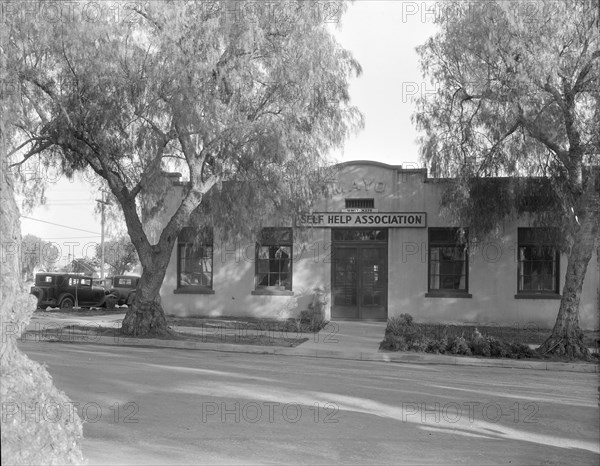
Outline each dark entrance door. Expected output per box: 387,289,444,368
331,229,388,320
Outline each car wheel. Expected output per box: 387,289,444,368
30,286,43,308
60,297,74,310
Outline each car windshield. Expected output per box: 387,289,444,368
36,275,53,284
116,278,135,287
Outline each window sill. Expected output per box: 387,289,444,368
514,293,561,300
251,290,294,296
425,291,472,299
174,287,215,295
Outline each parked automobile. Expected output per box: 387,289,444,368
92,277,112,288
108,275,140,306
30,273,118,310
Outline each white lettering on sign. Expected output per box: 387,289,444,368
297,213,427,228
330,178,387,194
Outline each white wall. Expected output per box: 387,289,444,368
159,162,599,330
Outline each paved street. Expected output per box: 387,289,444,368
18,341,599,465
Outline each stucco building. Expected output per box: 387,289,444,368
158,161,599,330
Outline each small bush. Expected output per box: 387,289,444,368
386,334,409,351
380,314,422,350
447,336,472,355
470,329,491,357
425,336,448,354
299,309,328,332
409,335,430,352
385,314,414,334
488,337,512,358
509,342,536,359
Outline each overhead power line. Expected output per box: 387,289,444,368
41,236,104,240
20,216,101,235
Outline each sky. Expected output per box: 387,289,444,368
19,1,439,267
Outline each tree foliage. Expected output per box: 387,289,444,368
413,0,599,358
5,0,363,336
96,236,139,276
20,234,61,277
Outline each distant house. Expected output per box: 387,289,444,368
64,258,98,277
153,161,599,330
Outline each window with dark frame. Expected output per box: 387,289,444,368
517,228,559,294
428,228,468,292
177,227,213,290
345,198,374,209
256,228,292,291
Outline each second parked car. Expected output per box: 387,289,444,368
109,275,140,306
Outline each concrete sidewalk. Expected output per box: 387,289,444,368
22,313,599,373
171,320,598,372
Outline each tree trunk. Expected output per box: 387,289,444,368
1,154,84,463
537,216,595,359
120,251,173,337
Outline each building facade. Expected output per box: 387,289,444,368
159,161,599,330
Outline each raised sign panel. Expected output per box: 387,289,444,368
297,212,427,228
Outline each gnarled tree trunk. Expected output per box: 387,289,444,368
537,193,598,359
120,247,173,337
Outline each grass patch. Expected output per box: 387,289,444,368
24,324,309,348
166,314,328,334
35,308,126,317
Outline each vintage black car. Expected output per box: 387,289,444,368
108,275,140,306
30,273,118,310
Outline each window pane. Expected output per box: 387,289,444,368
259,228,292,245
430,228,465,244
517,229,558,293
178,242,213,289
256,229,292,290
428,229,468,292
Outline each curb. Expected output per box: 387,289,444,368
20,333,600,373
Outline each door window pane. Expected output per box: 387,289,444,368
333,248,357,306
333,229,387,241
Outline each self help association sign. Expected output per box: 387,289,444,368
297,212,427,228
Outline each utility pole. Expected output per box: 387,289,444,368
96,190,111,281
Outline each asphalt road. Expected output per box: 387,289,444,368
18,341,600,465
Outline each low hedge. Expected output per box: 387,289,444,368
379,314,536,359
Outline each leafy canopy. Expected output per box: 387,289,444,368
96,235,139,276
6,0,363,247
413,0,599,243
